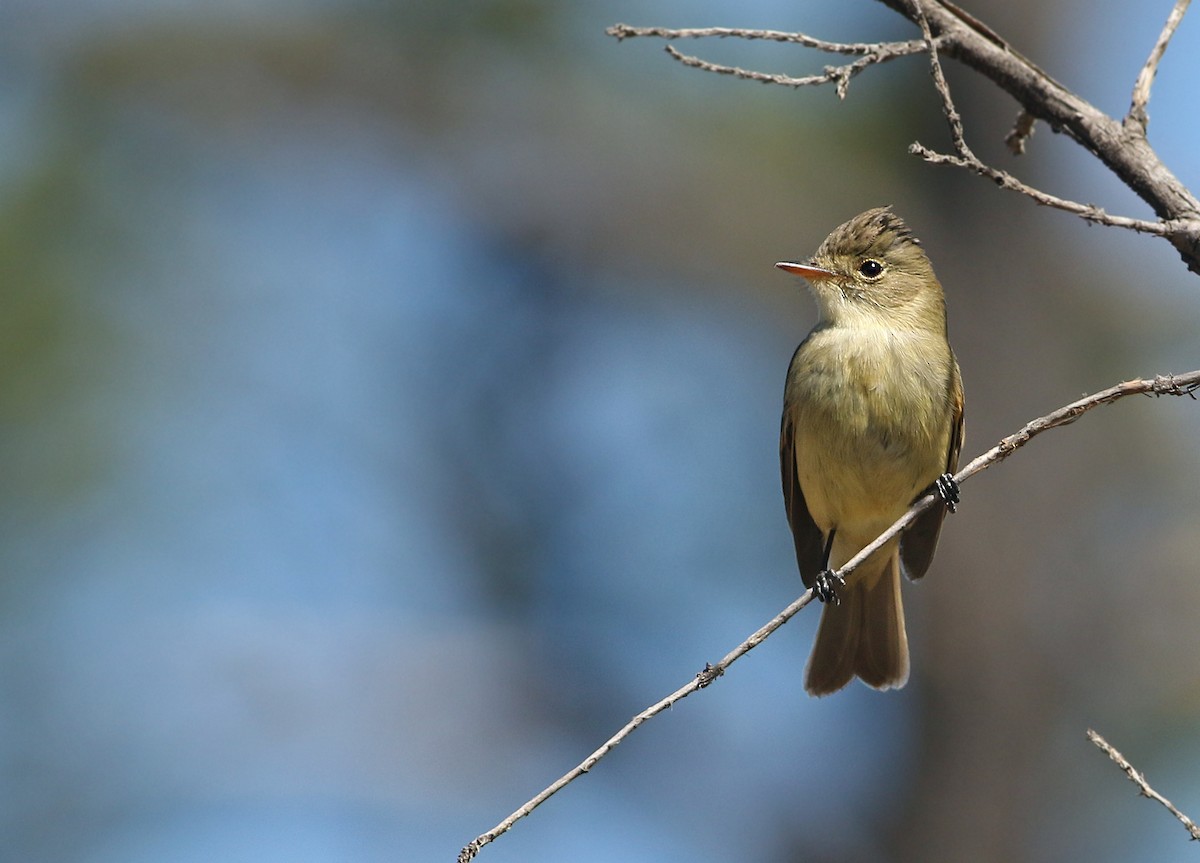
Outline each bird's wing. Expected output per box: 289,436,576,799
900,360,965,581
780,408,827,589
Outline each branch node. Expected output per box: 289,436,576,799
696,662,724,688
1005,111,1037,155
1153,373,1200,398
1126,0,1191,133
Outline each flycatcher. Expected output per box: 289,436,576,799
776,207,964,696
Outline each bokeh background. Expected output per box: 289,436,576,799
2,1,1199,861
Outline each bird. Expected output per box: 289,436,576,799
776,207,964,696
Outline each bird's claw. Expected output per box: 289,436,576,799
934,473,960,513
812,570,846,605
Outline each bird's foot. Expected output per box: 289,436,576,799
812,570,846,605
934,473,960,513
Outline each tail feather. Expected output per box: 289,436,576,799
804,554,909,696
804,594,859,696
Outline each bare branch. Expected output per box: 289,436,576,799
605,23,927,56
908,0,1175,236
1127,0,1192,132
912,0,974,161
609,5,1200,270
458,370,1200,862
876,0,1200,272
607,24,933,99
458,590,816,863
908,143,1174,236
843,372,1200,579
1087,729,1200,842
664,44,911,98
1005,110,1036,156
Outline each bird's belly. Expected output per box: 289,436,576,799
786,327,952,540
796,430,929,538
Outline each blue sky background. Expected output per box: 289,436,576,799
1,2,1199,862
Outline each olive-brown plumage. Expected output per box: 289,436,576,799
777,207,964,696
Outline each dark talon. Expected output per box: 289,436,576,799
812,570,845,605
934,473,960,513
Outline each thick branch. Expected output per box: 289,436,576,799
458,370,1200,862
607,6,1200,272
909,0,1172,236
879,0,1200,272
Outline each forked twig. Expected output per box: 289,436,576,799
909,0,1172,236
608,3,1200,271
664,44,918,98
908,144,1175,236
1127,0,1192,131
607,23,935,99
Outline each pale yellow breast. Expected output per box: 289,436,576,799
786,324,953,542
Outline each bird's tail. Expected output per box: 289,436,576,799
804,551,909,696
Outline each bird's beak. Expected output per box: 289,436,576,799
775,261,837,281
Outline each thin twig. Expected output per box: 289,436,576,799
457,370,1200,862
913,0,974,162
839,373,1200,579
878,0,1200,272
608,23,934,100
610,5,1200,272
664,44,914,98
908,144,1174,236
1127,0,1192,132
1087,729,1200,842
606,23,925,56
909,0,1174,237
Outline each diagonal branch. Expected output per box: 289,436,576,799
457,370,1200,863
912,0,975,162
908,0,1173,236
608,4,1200,272
1087,729,1200,842
1127,0,1192,132
908,144,1175,236
877,0,1200,272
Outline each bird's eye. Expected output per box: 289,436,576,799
858,259,884,279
